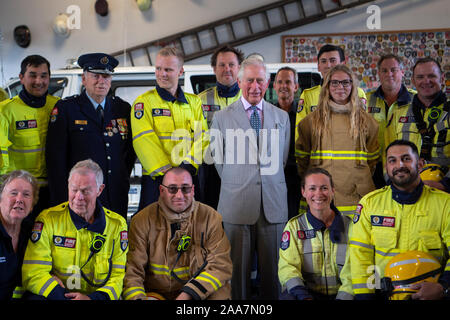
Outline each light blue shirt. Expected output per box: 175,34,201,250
86,92,106,111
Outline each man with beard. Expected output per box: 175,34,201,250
385,57,449,192
123,167,232,300
349,140,450,300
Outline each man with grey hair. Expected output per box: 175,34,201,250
22,159,128,300
210,56,290,299
46,53,135,220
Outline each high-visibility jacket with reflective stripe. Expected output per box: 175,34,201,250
349,185,450,296
295,85,367,147
365,86,415,162
198,86,241,127
123,200,232,300
295,108,379,217
385,94,449,170
22,202,128,300
278,211,353,299
0,94,59,181
131,89,208,177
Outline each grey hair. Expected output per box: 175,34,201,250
0,170,39,206
68,159,103,190
237,57,270,82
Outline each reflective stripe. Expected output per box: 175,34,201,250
12,287,25,299
159,135,192,141
123,287,145,299
349,240,374,250
150,263,190,279
112,264,125,270
297,215,314,272
295,150,310,158
39,278,55,296
375,249,398,257
133,129,154,141
285,277,305,291
310,150,378,160
197,271,221,291
149,164,171,177
9,147,44,153
352,282,369,290
23,259,52,266
101,286,118,300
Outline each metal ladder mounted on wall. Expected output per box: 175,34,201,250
111,0,375,66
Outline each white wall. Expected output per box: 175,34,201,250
0,0,449,85
190,0,450,64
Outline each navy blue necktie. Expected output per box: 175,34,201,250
96,104,104,125
250,105,261,136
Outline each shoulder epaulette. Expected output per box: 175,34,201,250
62,94,79,101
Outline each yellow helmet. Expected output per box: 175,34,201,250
420,164,444,182
381,251,441,300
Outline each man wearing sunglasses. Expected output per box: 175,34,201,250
123,167,232,300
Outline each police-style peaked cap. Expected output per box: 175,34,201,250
77,53,118,75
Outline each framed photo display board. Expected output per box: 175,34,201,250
282,29,450,96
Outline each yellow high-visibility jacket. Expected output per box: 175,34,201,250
278,209,353,299
385,92,449,170
131,87,208,178
0,94,59,181
198,86,241,127
22,202,128,300
349,184,450,297
365,85,416,161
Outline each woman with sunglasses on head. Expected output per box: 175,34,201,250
295,64,379,220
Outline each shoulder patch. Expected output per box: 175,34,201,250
120,231,128,252
280,231,290,250
134,102,144,119
31,222,44,243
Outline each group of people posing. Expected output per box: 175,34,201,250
0,42,448,301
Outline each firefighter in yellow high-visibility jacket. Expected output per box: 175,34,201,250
131,47,208,210
0,55,59,220
384,57,449,193
365,54,416,188
278,168,353,300
21,160,128,300
349,140,450,300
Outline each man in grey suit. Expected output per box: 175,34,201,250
209,57,290,299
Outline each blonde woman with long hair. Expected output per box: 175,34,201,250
295,64,379,218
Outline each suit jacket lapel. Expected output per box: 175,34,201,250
230,99,252,131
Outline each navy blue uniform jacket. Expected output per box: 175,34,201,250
46,91,136,218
